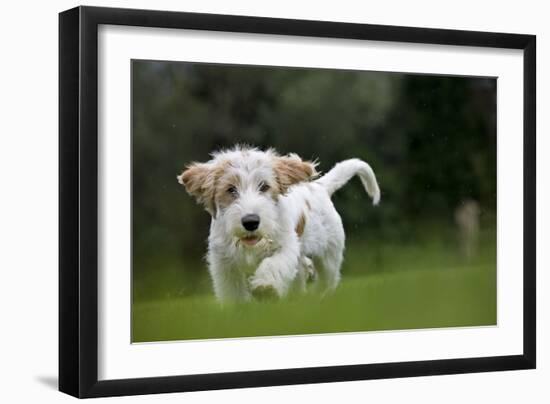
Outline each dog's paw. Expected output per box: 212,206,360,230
301,256,317,283
250,283,279,301
248,274,280,301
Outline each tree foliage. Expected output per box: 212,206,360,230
132,61,496,273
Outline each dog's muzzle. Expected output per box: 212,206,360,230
241,214,260,231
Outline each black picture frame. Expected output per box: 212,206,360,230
59,5,536,398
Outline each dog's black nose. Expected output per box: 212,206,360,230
241,214,260,231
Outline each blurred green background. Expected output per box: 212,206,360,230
131,60,497,342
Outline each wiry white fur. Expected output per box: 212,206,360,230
178,147,380,303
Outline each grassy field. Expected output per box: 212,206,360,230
132,227,496,343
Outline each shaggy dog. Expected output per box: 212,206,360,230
177,146,380,302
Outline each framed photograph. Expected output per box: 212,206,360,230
59,6,536,398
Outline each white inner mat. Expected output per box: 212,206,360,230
98,24,524,381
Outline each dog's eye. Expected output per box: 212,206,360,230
227,186,238,196
259,182,270,192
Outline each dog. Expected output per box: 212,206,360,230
177,146,380,302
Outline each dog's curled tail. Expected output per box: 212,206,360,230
316,158,380,205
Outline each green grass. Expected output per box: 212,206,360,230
132,228,496,342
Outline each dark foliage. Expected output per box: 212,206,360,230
132,61,496,274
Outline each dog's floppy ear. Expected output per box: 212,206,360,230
274,154,318,194
177,162,218,215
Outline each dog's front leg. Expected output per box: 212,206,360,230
208,256,251,303
248,242,300,299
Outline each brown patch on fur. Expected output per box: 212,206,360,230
214,172,241,210
178,161,227,215
268,179,283,201
274,155,318,194
295,212,306,237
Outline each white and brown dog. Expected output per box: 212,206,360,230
178,146,380,302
